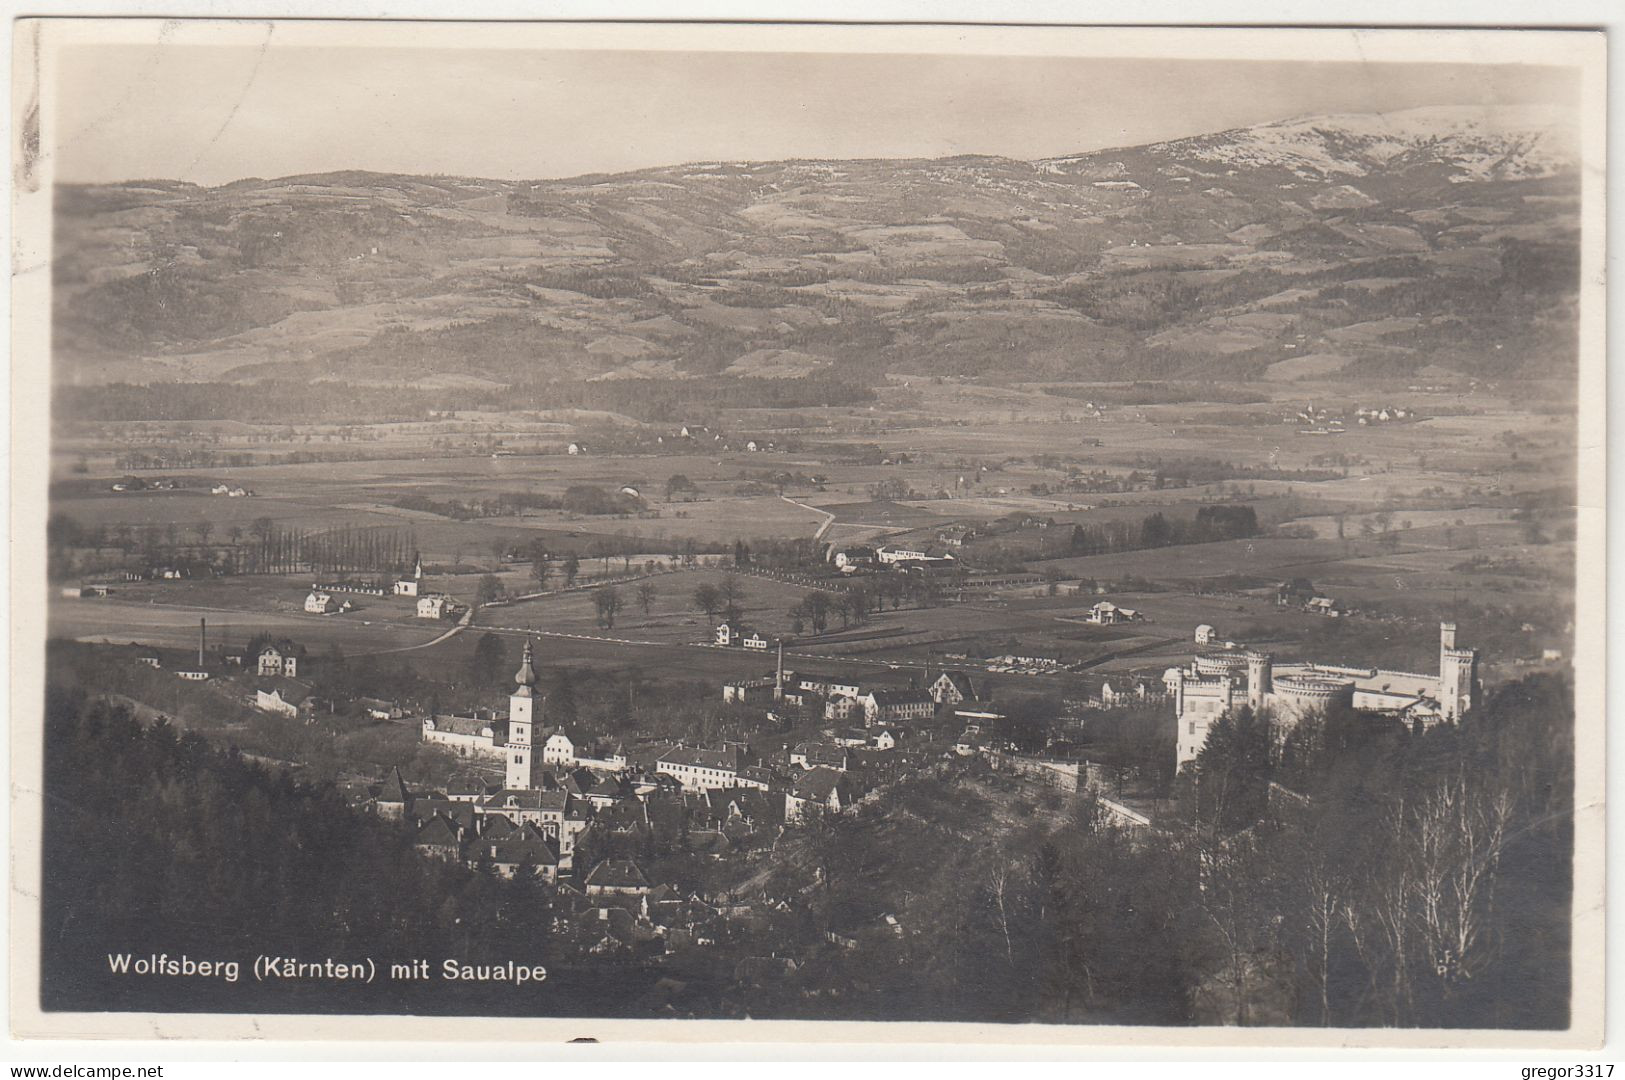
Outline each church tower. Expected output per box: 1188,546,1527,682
506,639,540,790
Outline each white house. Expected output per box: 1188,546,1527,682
417,595,458,620
657,746,739,792
541,729,576,765
1195,624,1216,646
305,591,339,614
859,689,935,725
742,631,770,651
256,640,304,678
790,741,848,771
785,767,850,821
256,678,314,719
833,547,877,572
567,442,586,456
1087,601,1143,625
360,697,406,721
871,729,897,751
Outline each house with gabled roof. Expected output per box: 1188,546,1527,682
585,773,633,808
584,859,651,896
592,799,651,838
417,594,461,620
785,766,853,821
479,812,518,841
858,688,935,724
375,766,414,820
479,788,568,830
735,764,779,792
540,728,577,765
483,824,561,883
414,815,464,861
657,745,741,791
445,772,497,802
790,741,848,771
256,639,306,677
928,670,977,705
255,676,315,719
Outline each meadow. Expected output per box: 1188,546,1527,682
48,374,1575,708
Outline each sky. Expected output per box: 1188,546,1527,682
52,43,1577,186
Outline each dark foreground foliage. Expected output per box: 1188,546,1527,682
38,671,1572,1026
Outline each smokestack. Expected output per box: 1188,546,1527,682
199,617,207,668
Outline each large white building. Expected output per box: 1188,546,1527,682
1169,622,1481,768
656,746,741,792
421,708,509,759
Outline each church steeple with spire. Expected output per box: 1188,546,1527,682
506,638,540,789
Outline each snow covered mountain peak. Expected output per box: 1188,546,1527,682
1150,103,1577,181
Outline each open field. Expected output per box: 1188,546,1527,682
478,568,822,645
48,595,448,655
50,371,1576,715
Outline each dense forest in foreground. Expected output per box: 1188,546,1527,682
37,672,1572,1026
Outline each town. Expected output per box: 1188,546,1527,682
36,74,1582,1030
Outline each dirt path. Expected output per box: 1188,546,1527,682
359,605,472,655
779,494,836,542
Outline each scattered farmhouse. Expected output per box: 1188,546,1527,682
417,594,463,620
1087,600,1144,625
832,547,878,572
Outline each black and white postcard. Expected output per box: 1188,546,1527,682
7,19,1607,1048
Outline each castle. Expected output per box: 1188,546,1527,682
1168,622,1480,767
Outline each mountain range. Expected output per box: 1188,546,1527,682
52,104,1581,391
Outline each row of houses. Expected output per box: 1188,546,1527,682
831,545,958,575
